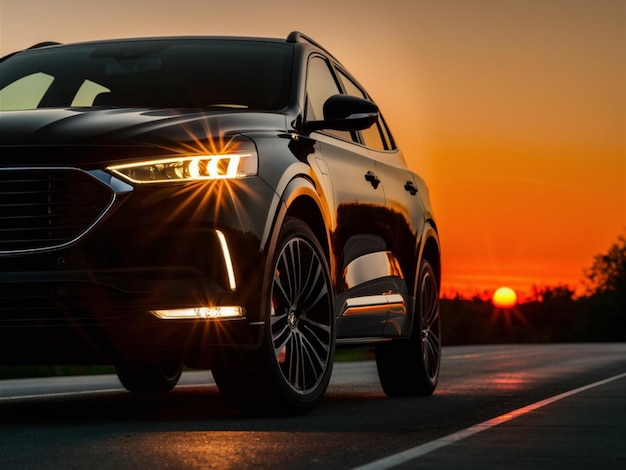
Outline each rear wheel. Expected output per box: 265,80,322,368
212,217,335,416
375,258,441,396
115,362,183,393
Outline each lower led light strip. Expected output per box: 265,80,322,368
151,306,243,319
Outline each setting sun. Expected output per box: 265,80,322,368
493,287,518,309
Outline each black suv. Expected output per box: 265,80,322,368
0,32,441,415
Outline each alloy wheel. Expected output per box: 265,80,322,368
269,236,333,395
419,266,441,382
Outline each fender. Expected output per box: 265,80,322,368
260,165,333,260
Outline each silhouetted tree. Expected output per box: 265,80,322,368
585,233,626,310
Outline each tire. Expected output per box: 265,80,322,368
115,362,183,393
375,258,441,396
212,217,335,416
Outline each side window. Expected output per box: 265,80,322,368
361,118,387,151
0,72,54,110
305,56,353,141
337,70,389,151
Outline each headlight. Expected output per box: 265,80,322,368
108,149,258,184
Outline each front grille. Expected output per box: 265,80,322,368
0,168,114,253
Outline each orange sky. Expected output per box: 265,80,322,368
1,0,625,300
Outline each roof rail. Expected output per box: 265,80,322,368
286,31,339,62
27,41,61,50
0,42,61,63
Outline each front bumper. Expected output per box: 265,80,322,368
0,170,276,366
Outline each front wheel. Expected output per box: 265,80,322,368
115,362,183,393
212,217,335,416
375,259,441,396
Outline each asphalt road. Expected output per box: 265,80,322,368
1,343,625,469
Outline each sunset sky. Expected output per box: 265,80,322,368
1,0,624,299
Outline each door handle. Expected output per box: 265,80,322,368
404,180,418,195
364,170,381,189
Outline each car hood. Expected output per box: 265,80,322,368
0,107,288,165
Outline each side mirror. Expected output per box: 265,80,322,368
304,95,379,133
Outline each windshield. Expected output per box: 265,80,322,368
0,39,293,111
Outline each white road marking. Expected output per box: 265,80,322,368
353,371,626,470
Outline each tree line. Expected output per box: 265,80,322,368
442,233,626,344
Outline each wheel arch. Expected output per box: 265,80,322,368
419,221,441,294
285,194,330,260
266,175,333,270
